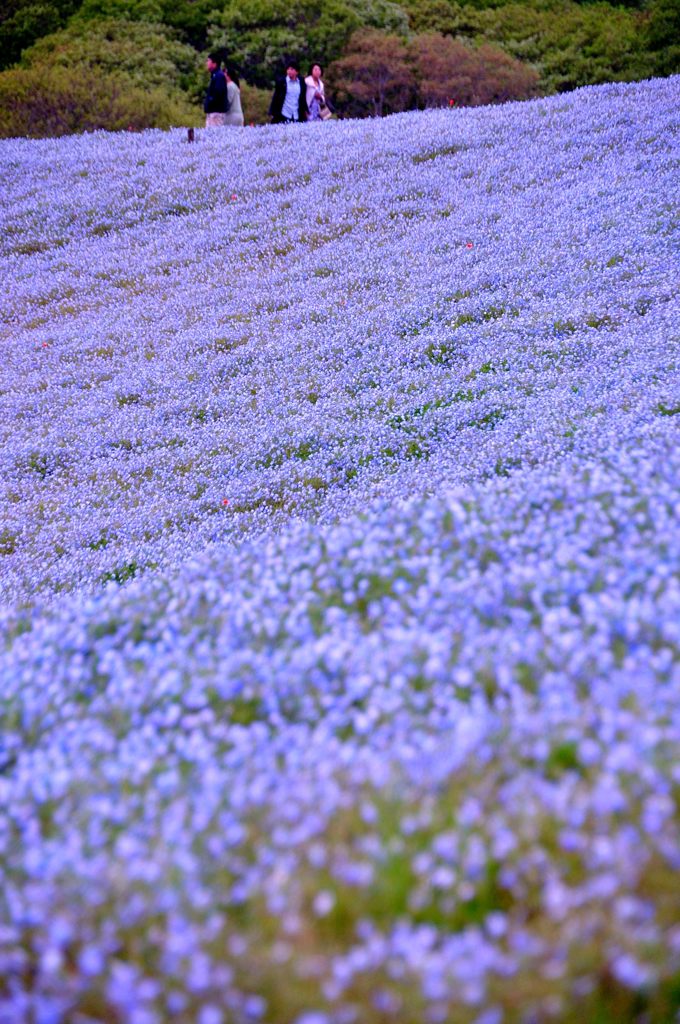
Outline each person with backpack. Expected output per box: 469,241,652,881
204,53,228,127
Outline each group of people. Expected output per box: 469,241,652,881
269,62,331,124
204,55,332,128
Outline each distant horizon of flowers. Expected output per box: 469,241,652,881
0,76,679,1023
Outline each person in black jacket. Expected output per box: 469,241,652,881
204,53,228,127
269,62,309,124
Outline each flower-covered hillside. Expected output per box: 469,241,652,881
1,77,677,604
0,77,679,1024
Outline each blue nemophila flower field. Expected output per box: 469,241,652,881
0,76,679,1022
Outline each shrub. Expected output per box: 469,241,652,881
410,31,540,107
645,0,680,76
20,17,199,93
0,0,81,71
239,82,274,125
401,0,656,94
72,0,164,20
327,28,415,116
0,64,195,138
327,28,538,116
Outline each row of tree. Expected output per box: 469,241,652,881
329,30,540,117
0,0,677,137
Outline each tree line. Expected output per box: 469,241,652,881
0,0,677,137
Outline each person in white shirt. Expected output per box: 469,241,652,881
269,62,308,123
